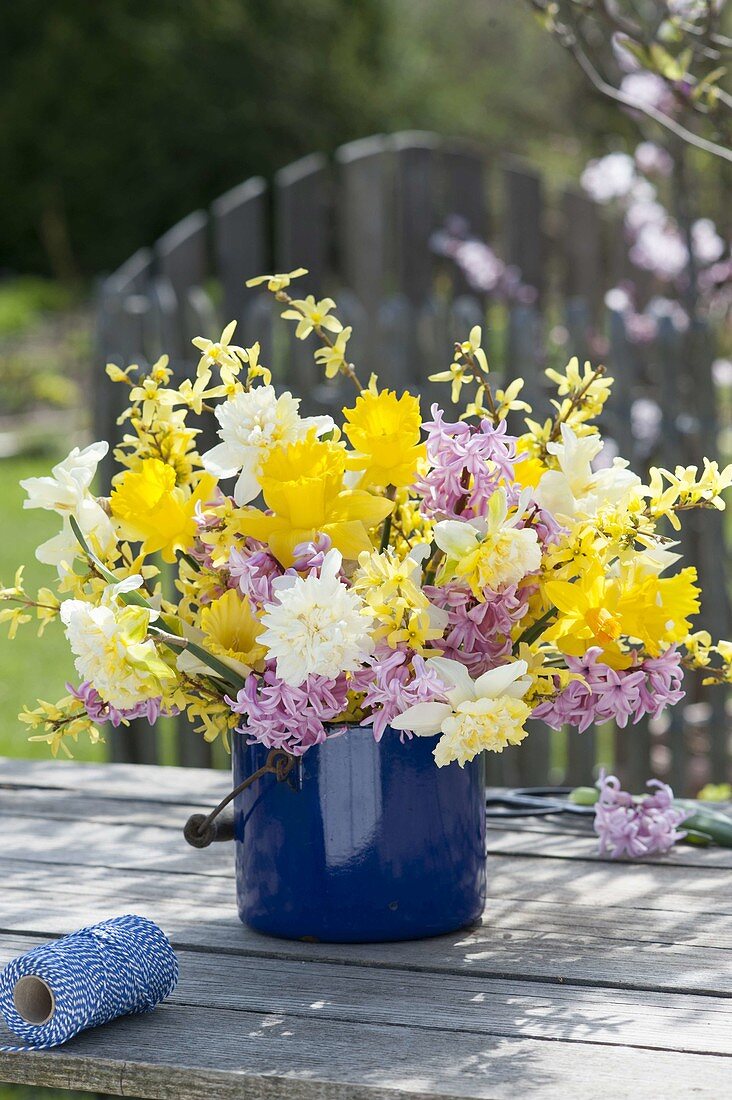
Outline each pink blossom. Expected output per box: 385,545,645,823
359,650,447,741
228,543,285,606
594,770,691,859
692,218,726,266
634,141,673,178
532,647,684,731
291,533,333,573
226,667,350,755
426,581,529,676
630,221,689,279
68,682,177,728
415,406,518,521
581,153,636,204
620,71,677,116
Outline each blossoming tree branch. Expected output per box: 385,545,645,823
3,267,732,768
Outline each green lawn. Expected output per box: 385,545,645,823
0,453,104,762
0,1089,95,1100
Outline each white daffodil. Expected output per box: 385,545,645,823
60,586,174,711
20,442,108,514
201,385,333,506
391,656,532,766
20,442,116,574
259,549,374,686
535,424,640,523
433,488,541,598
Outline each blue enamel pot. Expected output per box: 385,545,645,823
232,725,486,943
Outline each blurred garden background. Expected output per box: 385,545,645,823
1,0,731,804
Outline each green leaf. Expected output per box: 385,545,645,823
69,515,148,607
568,786,599,807
149,626,247,691
615,35,652,70
649,43,685,82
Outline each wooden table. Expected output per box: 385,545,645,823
0,757,730,1099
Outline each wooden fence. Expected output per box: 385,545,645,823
95,130,730,794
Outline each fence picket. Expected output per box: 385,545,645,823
561,188,603,324
503,159,544,303
211,176,268,324
392,132,440,305
275,153,330,294
337,136,392,321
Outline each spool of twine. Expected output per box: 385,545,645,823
0,915,178,1051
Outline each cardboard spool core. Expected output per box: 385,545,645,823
13,976,55,1025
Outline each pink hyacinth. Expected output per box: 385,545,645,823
426,581,529,676
415,406,519,521
226,667,351,755
531,647,684,732
594,770,691,859
291,533,333,573
359,649,448,741
68,682,176,728
228,542,285,606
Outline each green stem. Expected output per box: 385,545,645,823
149,627,247,692
69,516,148,606
515,605,557,648
379,486,397,552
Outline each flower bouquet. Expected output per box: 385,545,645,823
4,267,731,941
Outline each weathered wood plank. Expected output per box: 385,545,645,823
2,759,731,1100
0,755,230,802
3,860,729,951
4,801,731,877
1,861,730,995
0,935,729,1056
391,131,440,304
4,782,731,870
2,1001,729,1100
336,135,393,319
275,153,330,295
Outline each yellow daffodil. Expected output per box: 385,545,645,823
613,567,700,655
110,459,217,563
434,489,541,600
343,388,426,490
542,561,629,667
513,444,546,490
200,589,266,673
234,433,393,567
282,296,343,340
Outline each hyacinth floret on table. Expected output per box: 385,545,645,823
3,266,732,769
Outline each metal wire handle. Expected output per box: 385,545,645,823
183,748,294,848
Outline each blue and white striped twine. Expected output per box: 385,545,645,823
0,915,179,1051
